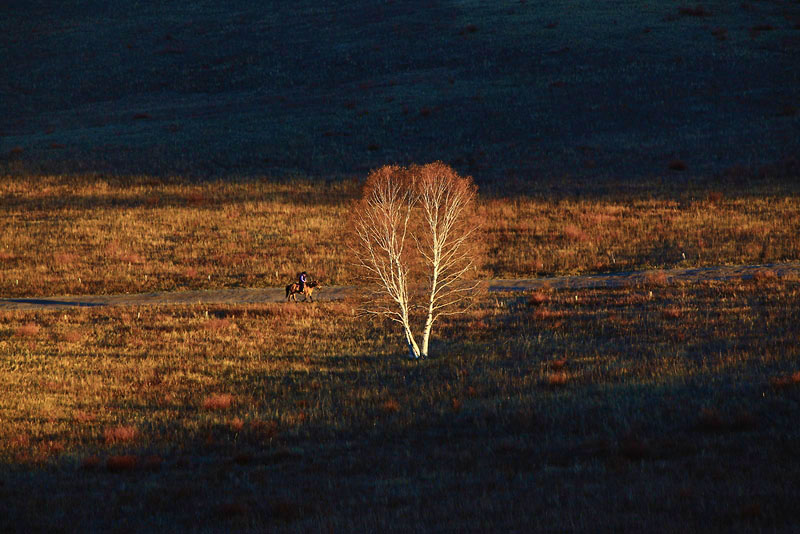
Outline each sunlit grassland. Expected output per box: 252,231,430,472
1,277,799,531
1,174,799,297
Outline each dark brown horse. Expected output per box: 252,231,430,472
285,280,321,302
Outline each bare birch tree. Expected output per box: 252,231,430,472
351,162,480,359
412,163,480,357
352,165,422,359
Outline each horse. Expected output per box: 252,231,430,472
285,280,321,302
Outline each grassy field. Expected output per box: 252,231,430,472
1,172,799,298
2,1,798,182
1,275,799,531
2,0,799,531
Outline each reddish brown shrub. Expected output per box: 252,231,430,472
229,417,245,432
103,425,137,445
14,323,40,337
547,372,569,386
645,271,668,287
203,393,234,410
10,434,30,449
62,330,83,343
106,455,138,472
563,224,589,242
528,291,549,306
381,398,401,414
73,410,96,423
204,318,232,331
770,371,800,389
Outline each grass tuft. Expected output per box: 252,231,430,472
645,271,668,287
381,399,401,414
14,323,40,337
203,394,234,411
103,425,138,445
547,371,569,387
770,371,800,389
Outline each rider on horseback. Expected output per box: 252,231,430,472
298,271,307,292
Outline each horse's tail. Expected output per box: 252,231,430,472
285,284,291,298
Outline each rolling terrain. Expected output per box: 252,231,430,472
2,1,798,186
1,2,799,532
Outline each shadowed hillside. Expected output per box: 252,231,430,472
2,0,799,185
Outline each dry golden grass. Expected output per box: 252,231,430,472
0,172,798,531
103,425,138,445
1,174,799,297
0,276,798,531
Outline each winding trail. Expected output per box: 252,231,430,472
1,262,798,311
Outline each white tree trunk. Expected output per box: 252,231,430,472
420,269,438,358
402,317,422,359
420,312,433,358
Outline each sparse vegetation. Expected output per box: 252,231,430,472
1,0,799,531
1,174,799,298
1,276,798,531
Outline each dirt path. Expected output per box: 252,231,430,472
1,262,798,311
